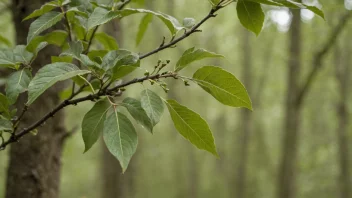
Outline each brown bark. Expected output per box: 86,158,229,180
334,41,352,198
235,27,252,198
277,8,301,198
5,1,66,198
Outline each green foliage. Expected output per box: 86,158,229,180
103,109,138,173
82,99,111,152
192,66,252,110
0,0,325,172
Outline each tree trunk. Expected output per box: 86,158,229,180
235,27,252,198
5,1,66,198
334,40,352,198
277,8,301,198
101,18,137,198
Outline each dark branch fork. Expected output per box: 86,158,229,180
0,3,225,150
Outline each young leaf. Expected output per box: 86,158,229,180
0,35,12,47
94,32,119,50
236,0,264,36
0,116,13,132
103,110,138,173
27,11,64,44
164,99,218,156
121,97,153,133
23,1,59,21
140,89,164,127
27,62,91,105
192,66,252,110
87,7,121,30
136,14,153,46
82,99,111,152
175,47,224,72
208,0,220,6
0,94,10,119
6,69,32,104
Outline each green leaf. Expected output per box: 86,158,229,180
13,45,34,65
301,4,325,19
122,97,153,133
0,94,10,119
0,49,17,69
136,14,153,46
164,99,218,156
27,11,64,44
175,47,224,72
247,0,283,6
51,56,73,63
0,35,12,47
27,62,91,105
23,1,59,21
27,30,68,52
140,89,164,126
61,41,84,59
82,99,111,152
103,110,138,173
94,32,119,50
101,50,140,80
208,0,220,6
0,116,13,132
6,69,32,104
192,66,252,110
118,9,184,36
87,7,121,30
236,0,264,35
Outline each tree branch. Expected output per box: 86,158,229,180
0,72,177,150
296,11,352,106
0,2,224,150
139,5,223,59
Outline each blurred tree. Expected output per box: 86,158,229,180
5,0,66,198
235,27,252,198
334,34,352,198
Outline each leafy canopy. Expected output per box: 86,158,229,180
0,0,323,171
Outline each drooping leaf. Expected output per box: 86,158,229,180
87,7,121,30
0,94,10,119
247,0,282,6
27,11,64,44
82,99,111,152
103,110,138,172
192,66,252,110
236,0,264,35
23,1,59,21
175,47,224,72
94,32,119,50
140,89,164,126
122,97,153,133
164,99,218,156
6,69,32,104
27,62,91,104
136,14,153,46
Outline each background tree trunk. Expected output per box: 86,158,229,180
334,37,352,198
235,27,252,198
5,0,67,198
277,8,301,198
